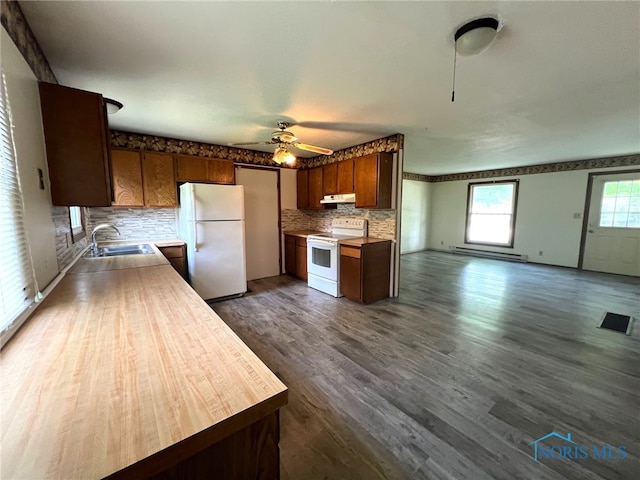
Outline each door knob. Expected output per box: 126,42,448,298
588,229,594,233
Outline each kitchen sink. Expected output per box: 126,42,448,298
84,243,155,257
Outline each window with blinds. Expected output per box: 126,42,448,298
0,71,39,341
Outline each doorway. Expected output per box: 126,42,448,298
580,171,640,276
236,166,281,281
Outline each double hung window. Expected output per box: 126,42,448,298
465,180,519,247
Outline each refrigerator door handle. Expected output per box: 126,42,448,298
192,185,198,252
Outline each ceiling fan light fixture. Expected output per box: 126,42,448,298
104,97,123,114
273,145,296,165
454,17,499,56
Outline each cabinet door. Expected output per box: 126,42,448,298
142,153,177,207
337,159,354,194
296,244,308,280
284,236,296,275
111,149,143,207
340,252,362,301
208,158,235,184
354,154,379,208
176,156,208,182
38,82,112,206
308,167,323,209
297,170,309,209
323,163,338,196
354,153,393,209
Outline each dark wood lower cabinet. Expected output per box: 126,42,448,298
157,244,188,281
284,235,307,280
284,236,296,275
295,238,307,281
340,241,391,304
108,411,281,480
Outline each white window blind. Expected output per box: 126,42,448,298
0,71,39,342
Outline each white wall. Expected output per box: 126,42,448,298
429,166,637,268
2,28,58,288
400,179,430,254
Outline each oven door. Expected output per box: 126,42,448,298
307,238,338,281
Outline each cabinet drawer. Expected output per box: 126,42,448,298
159,246,184,259
340,246,361,259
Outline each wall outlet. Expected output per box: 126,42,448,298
538,250,543,256
573,212,582,219
440,240,444,245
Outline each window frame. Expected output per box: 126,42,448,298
464,179,520,248
68,206,86,243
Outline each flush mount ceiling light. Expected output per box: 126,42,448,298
451,16,500,102
273,145,296,165
104,97,123,114
454,17,499,56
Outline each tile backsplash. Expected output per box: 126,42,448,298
282,205,396,240
86,208,177,242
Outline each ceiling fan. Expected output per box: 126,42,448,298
230,122,334,165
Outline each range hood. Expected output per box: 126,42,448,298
320,193,356,204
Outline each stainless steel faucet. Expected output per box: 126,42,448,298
90,223,121,255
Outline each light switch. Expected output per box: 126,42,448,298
573,212,581,219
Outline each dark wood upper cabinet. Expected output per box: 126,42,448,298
111,149,144,207
38,82,112,206
336,159,354,194
142,153,177,207
176,156,208,182
296,170,309,209
354,153,393,209
307,167,324,209
176,155,235,184
322,163,338,196
207,158,235,184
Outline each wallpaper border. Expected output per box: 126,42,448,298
111,130,404,170
110,129,279,167
303,134,403,168
1,0,56,83
404,153,640,183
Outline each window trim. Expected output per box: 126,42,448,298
464,179,520,248
68,206,86,243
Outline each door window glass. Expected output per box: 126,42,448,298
600,180,640,228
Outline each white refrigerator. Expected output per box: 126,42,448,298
178,183,247,300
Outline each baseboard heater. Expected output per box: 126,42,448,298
449,246,528,263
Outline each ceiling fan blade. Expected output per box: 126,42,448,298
229,141,276,146
293,142,333,155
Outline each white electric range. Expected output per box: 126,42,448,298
307,218,368,297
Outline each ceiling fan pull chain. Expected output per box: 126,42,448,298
451,47,457,103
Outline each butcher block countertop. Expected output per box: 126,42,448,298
0,248,288,479
283,230,324,238
340,237,393,247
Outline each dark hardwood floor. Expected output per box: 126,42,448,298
213,251,640,480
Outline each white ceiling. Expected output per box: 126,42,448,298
19,1,640,175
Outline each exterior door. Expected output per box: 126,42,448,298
582,172,640,276
235,167,281,281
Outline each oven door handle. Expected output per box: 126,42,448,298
308,239,337,247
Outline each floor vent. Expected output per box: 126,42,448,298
450,246,528,263
598,312,633,335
